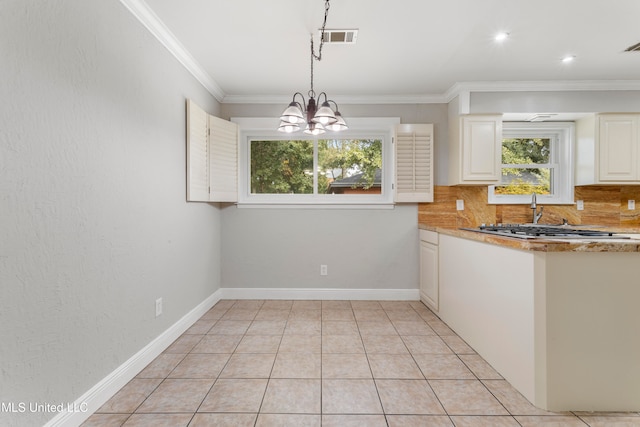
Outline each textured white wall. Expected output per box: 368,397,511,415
0,1,222,426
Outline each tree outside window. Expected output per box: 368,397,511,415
495,137,552,195
250,138,382,195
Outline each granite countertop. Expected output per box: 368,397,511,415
419,223,640,252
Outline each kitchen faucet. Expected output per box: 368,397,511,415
531,193,544,224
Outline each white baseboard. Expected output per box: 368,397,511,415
220,287,420,301
45,289,223,427
46,286,418,426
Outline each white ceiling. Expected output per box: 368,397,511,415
132,0,640,104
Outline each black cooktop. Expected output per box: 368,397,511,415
461,224,628,239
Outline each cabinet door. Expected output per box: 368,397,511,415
462,115,502,182
598,115,638,182
420,240,439,312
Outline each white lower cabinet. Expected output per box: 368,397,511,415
419,229,438,312
437,233,640,411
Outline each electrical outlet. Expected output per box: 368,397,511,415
576,200,584,211
320,264,328,276
155,298,163,317
629,200,636,210
456,200,464,211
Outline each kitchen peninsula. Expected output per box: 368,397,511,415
419,224,640,412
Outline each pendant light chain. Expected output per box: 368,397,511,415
312,0,331,62
309,0,330,98
310,36,315,97
278,0,348,135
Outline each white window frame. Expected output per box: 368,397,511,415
233,117,400,208
488,122,575,205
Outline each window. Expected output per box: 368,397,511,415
488,122,574,204
250,138,382,196
236,118,398,206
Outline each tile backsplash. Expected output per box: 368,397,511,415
418,186,640,229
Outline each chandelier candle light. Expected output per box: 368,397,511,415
278,0,348,135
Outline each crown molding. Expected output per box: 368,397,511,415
448,80,640,97
221,93,450,105
225,81,640,105
119,0,225,101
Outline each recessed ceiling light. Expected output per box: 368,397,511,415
561,55,576,63
494,32,509,42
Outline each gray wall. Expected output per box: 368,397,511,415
219,103,448,292
0,1,222,426
221,205,419,291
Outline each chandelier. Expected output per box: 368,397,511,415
278,0,348,135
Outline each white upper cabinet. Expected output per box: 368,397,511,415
448,114,502,185
576,113,640,185
186,99,238,202
394,124,434,203
597,114,639,182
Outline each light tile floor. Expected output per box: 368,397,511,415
82,300,640,426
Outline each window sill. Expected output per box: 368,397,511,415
236,202,396,210
487,201,576,206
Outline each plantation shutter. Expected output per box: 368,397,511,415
186,99,238,202
186,99,210,202
394,124,434,203
209,115,238,202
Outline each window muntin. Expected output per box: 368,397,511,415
488,122,574,205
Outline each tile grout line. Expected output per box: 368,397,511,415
404,302,456,425
320,304,324,426
356,302,390,423
189,300,236,424
254,302,289,425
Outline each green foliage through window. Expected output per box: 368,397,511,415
495,138,551,195
250,139,382,195
318,139,382,193
250,140,314,194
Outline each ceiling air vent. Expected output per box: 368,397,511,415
624,42,640,52
320,29,358,44
527,113,558,122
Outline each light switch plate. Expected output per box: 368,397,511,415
629,200,636,210
456,200,464,211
